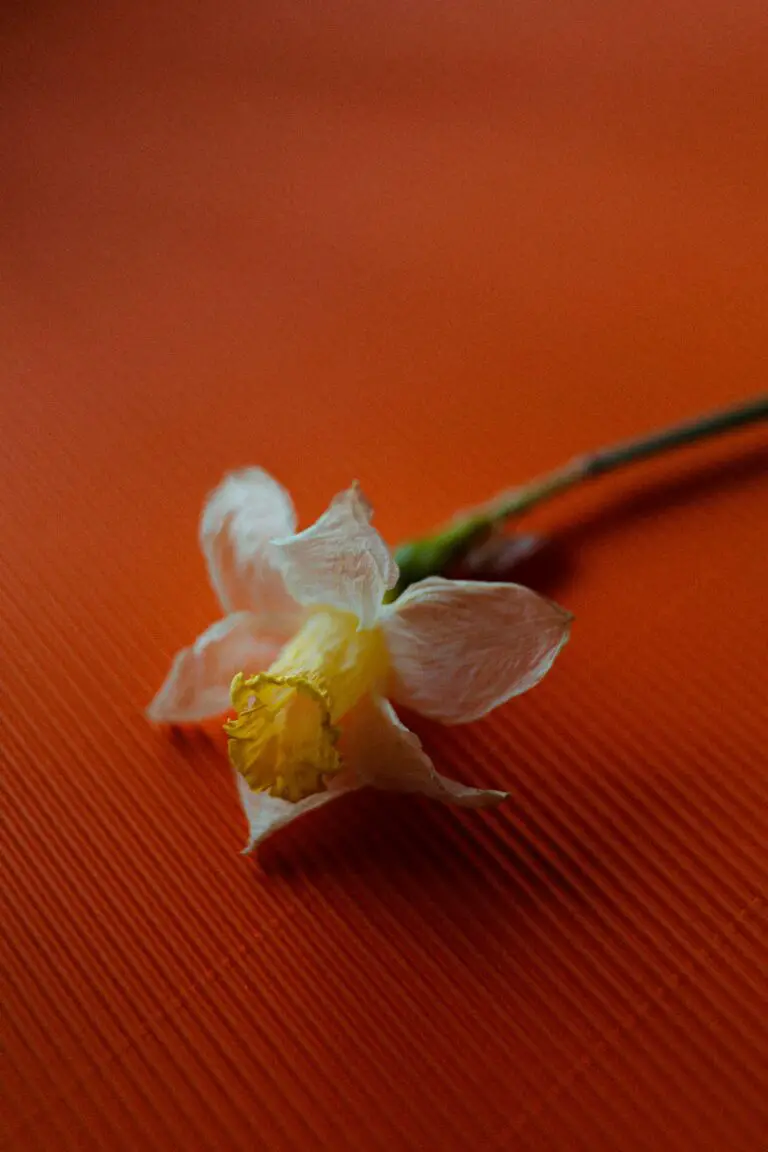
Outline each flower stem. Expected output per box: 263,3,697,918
392,394,768,594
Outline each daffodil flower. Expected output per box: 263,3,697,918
149,469,572,849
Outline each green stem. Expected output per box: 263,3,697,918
392,394,768,594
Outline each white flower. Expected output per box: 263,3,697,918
149,469,572,850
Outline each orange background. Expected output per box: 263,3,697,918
2,3,767,1149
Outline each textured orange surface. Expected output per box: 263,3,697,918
2,4,768,1150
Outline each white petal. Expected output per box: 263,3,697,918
235,771,355,852
200,468,299,616
342,695,507,807
268,483,398,628
147,613,285,724
383,577,572,724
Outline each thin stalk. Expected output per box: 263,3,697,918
392,394,768,594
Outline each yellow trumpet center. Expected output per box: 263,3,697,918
225,609,388,802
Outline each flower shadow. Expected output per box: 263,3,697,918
254,777,622,996
165,699,598,929
165,711,637,966
255,762,595,936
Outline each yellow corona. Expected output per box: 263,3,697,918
225,609,388,802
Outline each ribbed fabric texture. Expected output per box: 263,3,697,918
2,3,767,1149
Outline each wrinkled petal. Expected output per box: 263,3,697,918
236,770,356,852
383,577,572,724
342,695,507,807
268,483,398,628
148,612,286,724
200,468,299,617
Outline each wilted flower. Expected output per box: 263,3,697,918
149,469,571,848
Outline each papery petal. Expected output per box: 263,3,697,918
147,612,286,724
200,468,299,616
342,695,507,807
383,577,572,724
235,770,356,851
268,483,398,628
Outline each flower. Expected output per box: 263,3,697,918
149,469,572,849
